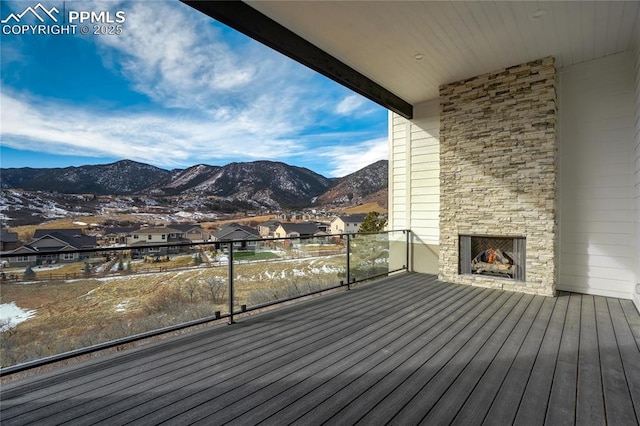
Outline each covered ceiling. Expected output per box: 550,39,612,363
186,1,640,116
247,1,639,105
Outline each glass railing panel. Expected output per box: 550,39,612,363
232,235,346,309
348,232,391,282
0,229,408,371
0,242,229,368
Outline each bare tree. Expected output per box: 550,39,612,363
205,277,226,304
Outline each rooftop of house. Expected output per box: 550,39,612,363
334,214,368,223
30,229,97,249
0,229,19,243
212,223,260,241
104,226,140,235
259,220,281,227
278,222,326,235
130,226,183,235
167,224,203,233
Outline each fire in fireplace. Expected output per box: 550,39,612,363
459,235,526,281
471,248,515,278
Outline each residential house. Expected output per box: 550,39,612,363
0,229,20,252
127,226,189,258
210,223,261,251
189,2,640,311
276,212,305,222
169,224,209,242
330,214,367,235
257,220,281,238
103,226,140,245
7,228,97,266
274,222,329,246
274,222,329,238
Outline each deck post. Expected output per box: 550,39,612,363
228,242,234,324
346,233,351,290
405,230,410,271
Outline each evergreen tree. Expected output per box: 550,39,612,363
23,266,36,280
358,212,387,233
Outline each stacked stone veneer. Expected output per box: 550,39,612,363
438,57,557,296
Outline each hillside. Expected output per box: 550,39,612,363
152,161,333,208
316,160,388,208
0,160,171,195
0,159,389,225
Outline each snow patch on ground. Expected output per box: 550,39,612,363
115,301,129,312
33,264,64,271
0,302,37,332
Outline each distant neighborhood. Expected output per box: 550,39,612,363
0,213,385,268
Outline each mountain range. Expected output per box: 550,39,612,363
0,159,388,224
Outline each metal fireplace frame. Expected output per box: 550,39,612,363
459,235,526,281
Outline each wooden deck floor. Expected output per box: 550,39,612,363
2,273,640,425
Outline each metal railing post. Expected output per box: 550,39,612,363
228,242,234,324
346,233,351,290
405,230,410,271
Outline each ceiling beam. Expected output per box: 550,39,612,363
181,1,413,119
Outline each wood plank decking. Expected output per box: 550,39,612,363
1,273,639,425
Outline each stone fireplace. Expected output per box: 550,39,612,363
438,57,557,296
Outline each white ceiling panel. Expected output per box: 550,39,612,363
247,1,640,104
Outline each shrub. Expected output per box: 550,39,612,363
205,277,227,304
143,286,184,315
23,266,36,280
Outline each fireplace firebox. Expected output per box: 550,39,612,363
459,235,526,281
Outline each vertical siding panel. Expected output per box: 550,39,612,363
405,120,412,234
409,100,440,245
558,52,635,299
390,112,409,232
633,30,640,310
389,102,440,274
389,102,440,241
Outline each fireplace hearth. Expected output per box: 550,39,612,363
459,235,526,281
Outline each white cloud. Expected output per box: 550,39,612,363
86,2,347,147
94,1,256,110
1,88,387,175
94,0,322,117
320,138,389,177
0,90,305,168
335,94,366,115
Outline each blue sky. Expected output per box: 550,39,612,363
0,0,389,178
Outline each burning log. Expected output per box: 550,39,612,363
471,248,515,277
